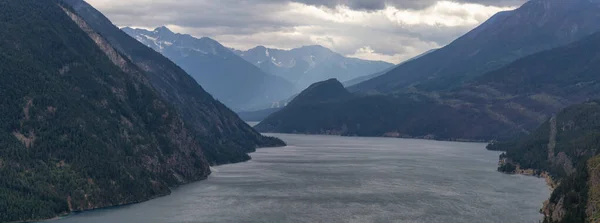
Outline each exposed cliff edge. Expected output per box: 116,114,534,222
59,0,285,165
493,100,600,222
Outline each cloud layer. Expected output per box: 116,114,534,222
86,0,525,63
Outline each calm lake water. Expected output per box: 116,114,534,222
49,134,550,223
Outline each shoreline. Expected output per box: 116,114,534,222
262,132,489,144
21,172,219,222
501,164,557,219
30,187,177,223
15,137,285,223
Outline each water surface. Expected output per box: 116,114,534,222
51,134,550,223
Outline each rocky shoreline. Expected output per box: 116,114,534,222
498,159,558,221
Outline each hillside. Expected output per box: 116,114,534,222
0,0,209,221
493,100,600,222
344,49,436,88
62,0,285,165
257,28,600,141
351,0,600,93
234,45,393,90
122,27,296,110
0,0,284,222
255,80,511,139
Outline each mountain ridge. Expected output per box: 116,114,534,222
0,0,215,221
258,18,600,141
63,0,286,164
121,26,297,110
351,0,600,93
233,45,393,90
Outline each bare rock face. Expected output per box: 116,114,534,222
587,156,600,222
495,101,600,222
61,4,211,187
61,0,285,165
543,196,566,222
0,0,259,222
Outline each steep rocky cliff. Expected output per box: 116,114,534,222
60,0,285,164
495,100,600,222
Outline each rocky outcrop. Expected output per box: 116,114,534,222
495,100,600,222
587,156,600,222
60,0,285,165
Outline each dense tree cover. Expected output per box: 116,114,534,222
494,101,600,222
257,26,600,141
0,0,206,221
0,0,282,222
60,0,285,165
256,79,514,140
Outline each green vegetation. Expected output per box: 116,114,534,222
257,79,514,140
494,101,600,222
351,0,600,93
61,0,285,165
258,29,600,142
0,0,282,222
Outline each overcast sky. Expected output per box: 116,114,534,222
86,0,527,64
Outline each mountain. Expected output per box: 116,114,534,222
233,45,394,90
257,28,600,141
121,27,296,111
342,49,437,88
342,49,436,88
492,100,600,222
63,0,284,165
237,108,282,122
255,79,508,138
0,0,283,222
351,0,600,93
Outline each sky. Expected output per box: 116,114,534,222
85,0,527,64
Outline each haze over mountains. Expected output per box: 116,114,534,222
259,0,600,140
122,27,395,110
121,26,297,111
351,0,600,93
255,1,600,219
5,0,600,222
233,45,394,90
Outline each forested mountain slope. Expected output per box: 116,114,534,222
0,1,209,221
256,79,511,139
258,30,600,141
0,0,283,222
352,0,600,93
61,0,285,164
493,100,600,222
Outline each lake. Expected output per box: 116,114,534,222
49,134,550,223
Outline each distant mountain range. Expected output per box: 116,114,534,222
351,0,600,93
122,26,297,111
258,0,600,142
232,45,394,90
